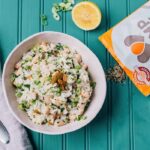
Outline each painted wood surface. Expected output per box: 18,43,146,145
0,0,149,150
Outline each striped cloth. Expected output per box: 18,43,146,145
0,65,32,150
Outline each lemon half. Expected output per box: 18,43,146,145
72,1,102,31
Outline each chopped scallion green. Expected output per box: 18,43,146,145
75,65,81,70
77,79,81,84
52,0,75,21
10,73,16,82
76,115,87,121
34,80,41,85
40,14,48,26
15,92,22,98
18,101,30,111
90,81,96,89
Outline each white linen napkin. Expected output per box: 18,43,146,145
0,74,33,150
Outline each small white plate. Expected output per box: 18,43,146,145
2,31,106,135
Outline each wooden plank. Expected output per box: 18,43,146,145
42,0,63,150
44,0,63,32
62,1,85,150
21,0,41,149
107,0,131,150
21,0,41,39
87,0,108,150
0,0,18,64
1,1,150,150
129,1,150,150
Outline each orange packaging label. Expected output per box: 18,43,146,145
99,1,150,96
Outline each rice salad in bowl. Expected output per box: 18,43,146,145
11,42,96,126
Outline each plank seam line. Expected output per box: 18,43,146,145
126,1,134,150
17,0,22,43
62,1,67,149
40,0,44,149
84,31,89,150
17,0,19,43
105,0,112,149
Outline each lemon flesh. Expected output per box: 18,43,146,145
72,2,102,31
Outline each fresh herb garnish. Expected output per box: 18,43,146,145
71,101,78,107
34,80,41,85
76,115,87,121
24,65,32,70
18,101,30,111
15,83,23,89
15,92,22,98
55,43,64,50
10,73,16,82
31,100,37,105
47,51,52,57
71,97,79,107
41,14,48,26
77,79,81,84
24,84,30,89
90,81,96,89
76,87,81,95
47,76,51,81
75,65,81,70
52,0,75,21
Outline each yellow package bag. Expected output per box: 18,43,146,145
99,1,150,96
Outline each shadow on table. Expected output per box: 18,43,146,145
86,80,122,131
26,129,39,150
0,40,5,67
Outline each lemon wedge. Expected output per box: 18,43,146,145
72,1,102,31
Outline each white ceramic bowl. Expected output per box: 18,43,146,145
2,31,106,135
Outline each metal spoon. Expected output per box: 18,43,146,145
0,121,10,144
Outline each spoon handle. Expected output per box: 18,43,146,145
0,121,10,144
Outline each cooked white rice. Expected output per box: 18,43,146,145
11,42,95,126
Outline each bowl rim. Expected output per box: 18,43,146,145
2,31,107,135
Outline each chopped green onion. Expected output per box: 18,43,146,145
10,73,16,82
76,88,81,95
36,70,41,77
25,56,32,62
24,65,32,70
15,92,22,98
38,83,42,88
60,107,65,112
57,87,62,93
75,65,81,70
38,47,43,53
53,13,60,21
18,104,25,111
31,100,37,105
64,0,75,4
40,14,48,26
55,43,63,50
15,83,23,89
52,0,75,21
53,4,61,12
24,84,30,89
34,80,41,85
71,101,78,107
18,101,30,111
47,51,52,57
76,115,87,121
77,79,81,84
63,3,72,11
71,97,79,107
47,76,51,81
90,81,96,89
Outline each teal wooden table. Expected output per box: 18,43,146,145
0,0,150,150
